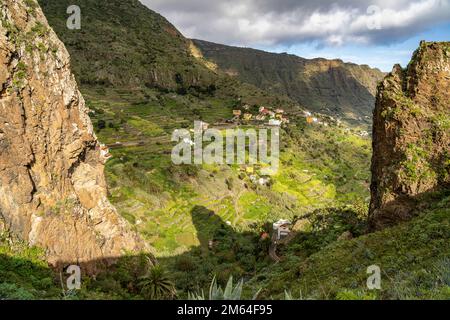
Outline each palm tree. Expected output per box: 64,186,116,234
138,265,177,300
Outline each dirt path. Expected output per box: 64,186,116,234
269,233,281,263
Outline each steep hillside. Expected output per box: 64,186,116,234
245,192,449,300
193,39,385,122
0,0,145,272
242,41,450,300
38,0,299,110
38,0,217,91
369,41,450,230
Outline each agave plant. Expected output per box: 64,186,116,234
189,276,261,300
138,265,177,300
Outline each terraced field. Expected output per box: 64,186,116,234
84,86,372,256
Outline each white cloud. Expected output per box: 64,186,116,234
143,0,450,47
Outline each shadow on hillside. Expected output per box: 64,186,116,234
0,201,372,299
369,185,450,230
4,188,447,299
5,203,370,298
0,253,62,299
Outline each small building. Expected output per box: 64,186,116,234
359,131,369,137
258,177,270,186
273,220,291,240
243,104,251,111
243,113,253,121
260,232,270,240
260,108,271,115
233,110,242,117
100,144,112,163
256,115,266,121
268,119,282,126
246,166,254,174
306,117,319,124
275,108,285,114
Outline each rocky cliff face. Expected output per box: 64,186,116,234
0,0,146,271
193,39,385,121
369,41,450,230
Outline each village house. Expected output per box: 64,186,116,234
100,144,112,164
255,114,266,121
233,110,242,117
359,130,369,137
246,166,254,174
259,107,273,116
273,220,291,241
268,119,282,126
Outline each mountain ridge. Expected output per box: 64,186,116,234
39,0,384,124
193,39,386,121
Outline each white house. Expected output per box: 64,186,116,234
268,119,282,126
273,220,291,240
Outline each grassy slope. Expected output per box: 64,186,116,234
38,0,217,90
245,192,450,300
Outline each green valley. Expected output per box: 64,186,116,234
0,0,448,302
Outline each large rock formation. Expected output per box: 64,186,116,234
369,41,450,230
0,0,146,271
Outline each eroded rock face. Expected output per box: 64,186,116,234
369,41,450,230
0,0,146,271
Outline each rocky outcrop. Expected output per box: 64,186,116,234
369,41,450,230
0,0,146,271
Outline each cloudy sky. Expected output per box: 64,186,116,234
143,0,450,71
